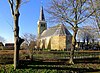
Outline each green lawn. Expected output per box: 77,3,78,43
0,63,100,73
0,50,100,73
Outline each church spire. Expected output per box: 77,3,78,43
37,5,47,37
39,6,45,21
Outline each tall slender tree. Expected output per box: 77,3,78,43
8,0,27,69
46,0,95,64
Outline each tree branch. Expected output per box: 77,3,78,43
8,0,14,15
21,0,29,5
78,10,95,24
15,0,21,10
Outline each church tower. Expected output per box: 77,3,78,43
37,6,47,37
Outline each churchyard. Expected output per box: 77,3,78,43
0,0,100,72
0,50,100,73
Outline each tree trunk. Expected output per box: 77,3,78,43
13,11,20,69
8,0,24,70
68,28,77,64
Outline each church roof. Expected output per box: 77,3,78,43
40,24,72,38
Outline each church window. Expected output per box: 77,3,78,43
41,24,45,27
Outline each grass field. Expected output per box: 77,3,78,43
0,50,100,73
0,63,100,73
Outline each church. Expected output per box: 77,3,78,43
37,6,72,50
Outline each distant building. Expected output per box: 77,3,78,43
0,42,4,50
37,6,72,50
5,43,14,50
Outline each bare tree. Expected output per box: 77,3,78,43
8,0,29,69
46,0,95,64
77,26,99,49
90,0,100,30
22,33,36,45
0,36,5,43
20,42,28,50
21,33,36,60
